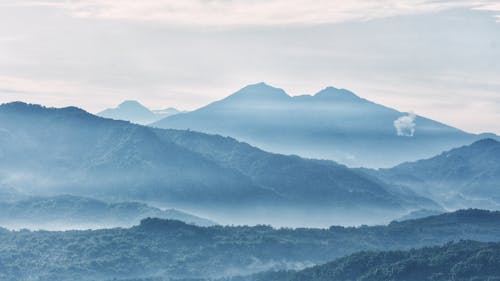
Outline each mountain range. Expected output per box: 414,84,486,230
152,83,497,168
98,100,183,125
369,138,500,210
0,101,438,226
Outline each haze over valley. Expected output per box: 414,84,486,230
1,1,500,280
1,86,500,227
1,82,500,279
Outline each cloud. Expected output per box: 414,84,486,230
5,0,499,25
394,112,417,137
474,1,500,20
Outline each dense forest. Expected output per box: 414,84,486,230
0,209,500,281
225,240,500,281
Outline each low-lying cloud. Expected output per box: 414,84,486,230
394,112,417,137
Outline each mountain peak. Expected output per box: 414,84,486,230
242,82,285,92
0,102,90,117
471,138,499,148
227,82,290,101
247,82,275,89
98,100,157,124
118,100,147,109
314,86,364,101
98,100,183,125
59,106,92,116
1,101,41,111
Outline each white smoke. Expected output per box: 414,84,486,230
394,112,416,137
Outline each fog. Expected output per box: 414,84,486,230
2,101,498,231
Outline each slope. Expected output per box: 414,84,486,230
0,102,437,226
372,138,500,210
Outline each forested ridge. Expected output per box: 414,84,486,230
0,209,500,281
224,240,500,281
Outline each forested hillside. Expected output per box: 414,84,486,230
0,209,499,281
227,240,500,281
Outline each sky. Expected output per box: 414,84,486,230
0,0,499,134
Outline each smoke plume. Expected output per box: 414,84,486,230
394,112,416,137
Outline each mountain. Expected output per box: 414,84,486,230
1,209,500,281
156,128,440,224
0,102,275,212
0,195,216,230
0,102,438,226
152,107,184,119
98,100,182,125
237,240,500,281
152,83,496,168
371,138,500,210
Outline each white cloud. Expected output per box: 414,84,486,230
394,112,417,137
473,1,500,20
5,0,499,25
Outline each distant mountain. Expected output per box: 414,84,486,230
0,102,438,226
98,100,182,124
239,240,500,281
152,107,184,119
152,83,497,168
371,139,500,210
1,209,500,281
0,195,215,230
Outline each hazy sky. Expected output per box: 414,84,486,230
0,0,499,133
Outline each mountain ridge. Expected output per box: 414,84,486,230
1,209,500,280
152,83,493,167
98,100,183,125
234,240,500,281
0,101,438,226
370,138,500,210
